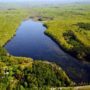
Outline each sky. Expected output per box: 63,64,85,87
0,0,89,5
0,0,26,2
0,0,89,2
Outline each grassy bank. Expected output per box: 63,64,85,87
43,5,90,61
45,20,90,61
0,9,29,47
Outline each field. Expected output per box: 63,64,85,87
0,3,90,90
43,5,90,61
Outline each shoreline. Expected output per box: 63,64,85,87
44,23,90,64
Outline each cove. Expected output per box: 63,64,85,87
5,19,90,84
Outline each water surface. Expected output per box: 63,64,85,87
5,19,90,83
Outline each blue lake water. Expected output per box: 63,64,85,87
5,19,90,83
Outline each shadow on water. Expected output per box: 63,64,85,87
5,19,90,84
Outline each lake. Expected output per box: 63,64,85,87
5,19,90,84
